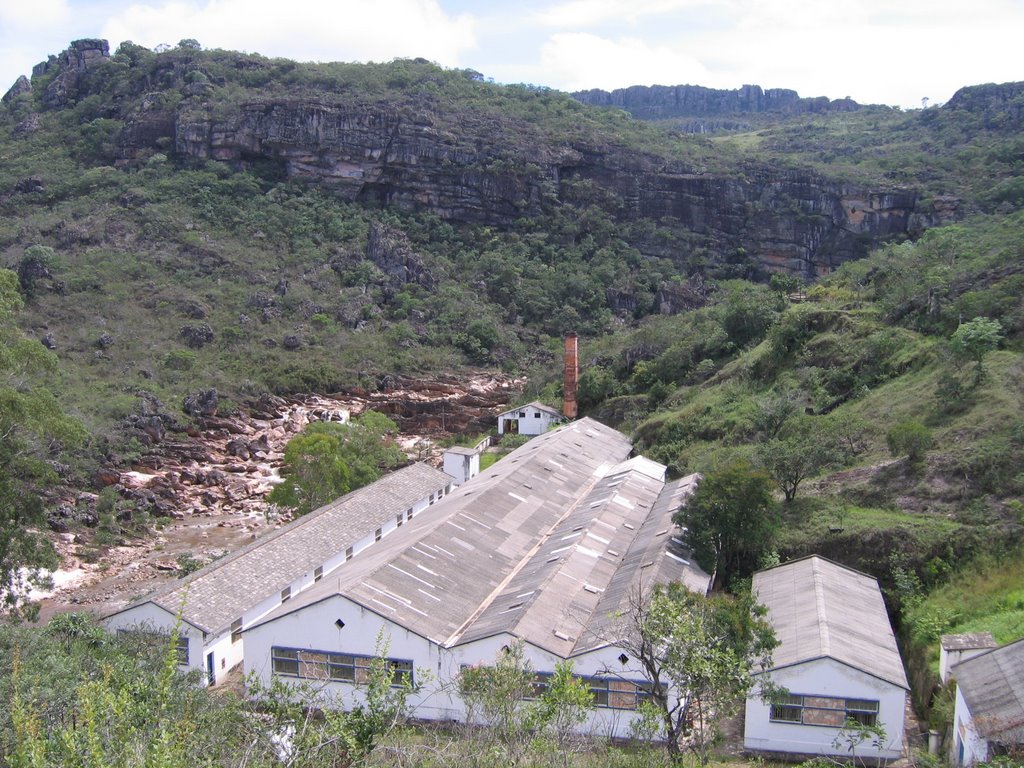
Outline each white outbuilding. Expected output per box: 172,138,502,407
949,636,1024,766
744,556,909,763
242,417,711,739
103,462,453,684
496,401,565,436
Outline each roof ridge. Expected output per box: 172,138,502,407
812,557,831,658
444,460,613,648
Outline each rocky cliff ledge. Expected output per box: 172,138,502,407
572,83,863,120
28,40,939,277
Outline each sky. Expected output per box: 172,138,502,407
1,0,1021,110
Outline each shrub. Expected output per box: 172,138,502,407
886,420,933,463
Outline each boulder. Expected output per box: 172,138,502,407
183,388,219,417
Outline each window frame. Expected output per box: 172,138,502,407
271,646,414,688
769,693,880,728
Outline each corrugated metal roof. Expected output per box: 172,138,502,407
941,632,997,651
250,420,712,657
111,462,452,634
953,637,1024,739
753,555,909,689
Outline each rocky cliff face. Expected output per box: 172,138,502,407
572,83,863,120
37,40,934,277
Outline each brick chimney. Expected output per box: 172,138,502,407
563,334,578,419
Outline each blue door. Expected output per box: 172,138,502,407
206,652,215,686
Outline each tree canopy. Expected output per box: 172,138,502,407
267,411,405,516
673,460,777,589
617,584,777,765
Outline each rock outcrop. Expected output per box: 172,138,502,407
572,83,864,120
29,40,941,276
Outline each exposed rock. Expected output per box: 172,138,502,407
183,388,219,417
14,114,42,135
281,334,303,350
38,39,110,111
41,333,57,349
14,176,44,194
179,323,214,348
94,332,114,349
179,299,208,319
572,83,866,119
275,278,289,296
365,221,435,289
945,81,1024,126
2,74,31,103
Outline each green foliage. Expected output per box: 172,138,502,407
950,316,1004,385
673,460,777,587
886,420,933,463
268,412,404,516
0,270,86,618
457,641,593,768
617,584,777,765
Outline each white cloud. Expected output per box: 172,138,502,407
100,0,476,65
539,32,710,91
535,0,711,28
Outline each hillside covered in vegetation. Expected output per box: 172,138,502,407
1,37,1024,749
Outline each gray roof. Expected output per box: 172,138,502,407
107,462,453,635
753,555,909,689
953,637,1024,740
498,401,564,419
249,418,711,656
941,632,997,652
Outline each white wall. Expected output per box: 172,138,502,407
104,602,207,674
243,595,663,739
744,657,906,761
951,685,990,766
497,406,561,436
941,646,993,684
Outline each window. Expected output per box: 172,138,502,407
271,646,413,687
281,586,291,603
375,528,382,542
176,635,189,665
314,566,323,582
345,546,354,561
534,412,541,418
406,509,413,521
524,672,650,710
396,514,403,527
769,694,879,728
231,618,243,644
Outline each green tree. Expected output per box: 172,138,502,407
950,316,1004,385
0,270,86,618
758,417,838,502
886,420,933,464
616,584,777,765
673,460,777,589
268,412,404,516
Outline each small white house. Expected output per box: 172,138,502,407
496,401,564,436
950,637,1024,766
103,462,453,685
442,446,479,487
940,633,997,684
243,418,711,740
744,556,909,763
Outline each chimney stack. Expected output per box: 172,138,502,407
563,334,578,419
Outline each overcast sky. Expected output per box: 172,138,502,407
1,0,1020,109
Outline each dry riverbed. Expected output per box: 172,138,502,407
36,374,522,619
